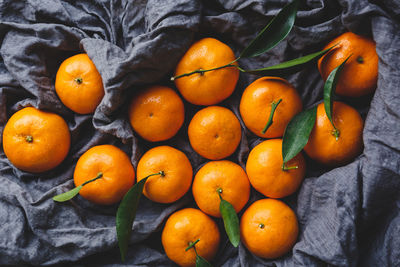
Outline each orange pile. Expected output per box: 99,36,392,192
1,29,376,265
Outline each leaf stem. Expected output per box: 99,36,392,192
281,163,298,171
150,171,165,178
185,239,200,252
140,171,166,181
261,98,282,134
171,59,240,81
331,128,340,141
216,188,223,200
82,172,103,186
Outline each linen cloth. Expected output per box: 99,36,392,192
0,0,399,266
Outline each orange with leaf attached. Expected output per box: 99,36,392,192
192,160,250,218
162,208,220,267
136,146,193,203
74,145,135,205
2,107,70,173
240,77,302,138
304,101,363,166
173,38,239,106
318,32,378,97
246,139,305,198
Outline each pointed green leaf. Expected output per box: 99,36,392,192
243,46,335,76
323,55,351,128
116,177,149,262
239,0,298,58
220,199,240,247
196,255,213,267
53,172,103,202
52,185,83,202
282,106,317,163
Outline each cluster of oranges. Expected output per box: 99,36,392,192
1,28,377,266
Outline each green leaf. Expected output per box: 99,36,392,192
282,106,317,163
220,199,240,247
52,172,103,203
323,55,351,128
243,46,335,76
196,255,213,267
116,171,163,262
116,177,149,262
239,0,299,58
52,185,83,202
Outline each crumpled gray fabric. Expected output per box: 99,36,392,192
0,0,399,266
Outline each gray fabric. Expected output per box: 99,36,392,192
0,0,399,266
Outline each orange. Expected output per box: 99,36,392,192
240,198,298,259
304,101,363,166
192,160,250,217
137,146,192,203
318,32,378,97
128,85,184,142
2,107,70,173
55,53,104,114
240,77,303,138
162,208,220,267
188,106,241,160
246,139,305,198
174,38,239,105
74,145,135,205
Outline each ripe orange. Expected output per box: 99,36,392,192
136,146,192,203
246,139,305,198
55,54,104,114
74,145,135,205
174,38,239,105
304,101,363,166
162,208,220,267
192,160,250,217
318,32,378,97
240,198,298,259
188,106,241,160
128,85,184,142
2,107,70,173
240,77,302,138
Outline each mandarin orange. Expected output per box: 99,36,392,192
174,38,239,105
241,198,299,259
2,107,70,173
162,208,220,267
188,106,241,160
74,145,135,205
192,160,250,217
55,54,104,114
318,32,378,97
